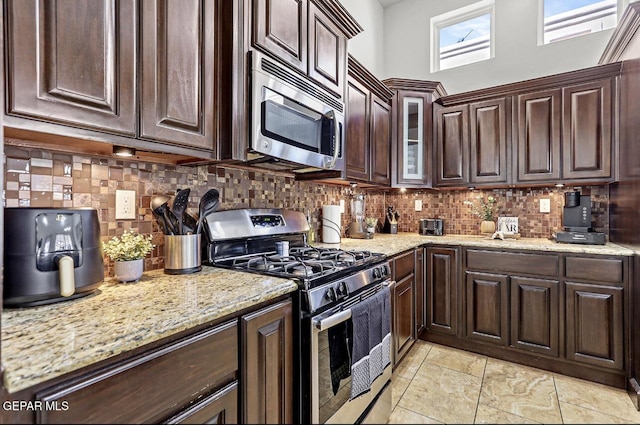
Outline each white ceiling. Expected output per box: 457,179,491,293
377,0,403,8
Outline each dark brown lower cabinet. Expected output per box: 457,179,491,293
426,247,459,336
241,299,293,424
510,276,559,357
165,381,238,424
393,273,415,364
415,248,425,336
465,272,509,346
565,282,624,370
35,320,239,424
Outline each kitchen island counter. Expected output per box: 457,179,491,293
317,233,635,257
1,267,297,394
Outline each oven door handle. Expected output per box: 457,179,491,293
313,309,351,331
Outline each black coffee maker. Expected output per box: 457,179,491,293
556,191,605,245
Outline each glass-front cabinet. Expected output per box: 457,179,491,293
385,79,446,188
403,97,424,180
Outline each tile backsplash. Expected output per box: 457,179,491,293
3,143,609,276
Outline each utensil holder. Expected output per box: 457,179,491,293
164,234,201,275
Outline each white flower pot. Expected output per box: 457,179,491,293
114,259,144,283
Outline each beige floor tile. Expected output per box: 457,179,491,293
426,344,487,378
388,405,443,424
479,358,562,424
393,341,432,380
554,374,640,423
559,401,636,424
398,362,482,424
475,403,542,424
392,375,411,409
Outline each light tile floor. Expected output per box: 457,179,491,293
388,340,640,424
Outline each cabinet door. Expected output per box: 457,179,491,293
345,77,370,181
393,274,415,364
511,276,559,357
515,89,562,182
140,0,215,150
565,282,623,370
397,92,431,186
415,248,426,336
6,0,136,135
562,79,613,181
426,247,458,335
369,93,392,186
466,272,509,346
434,105,469,187
252,0,307,74
308,1,347,98
469,98,509,185
165,381,238,424
241,299,293,424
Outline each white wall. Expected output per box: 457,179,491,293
382,0,628,94
339,0,385,77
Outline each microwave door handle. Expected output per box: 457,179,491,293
324,110,339,169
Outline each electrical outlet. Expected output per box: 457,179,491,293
415,199,423,211
540,198,551,213
116,190,136,219
339,199,345,214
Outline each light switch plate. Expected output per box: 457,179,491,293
540,198,551,213
415,199,423,211
116,190,136,219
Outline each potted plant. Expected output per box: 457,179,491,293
102,229,155,282
464,195,499,234
365,217,378,233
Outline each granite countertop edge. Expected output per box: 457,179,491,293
1,267,298,394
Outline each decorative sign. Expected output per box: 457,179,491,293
497,216,519,234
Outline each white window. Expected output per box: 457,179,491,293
431,0,495,72
540,0,618,45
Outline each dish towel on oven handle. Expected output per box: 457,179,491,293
350,286,392,400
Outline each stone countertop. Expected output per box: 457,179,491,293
315,233,636,257
1,267,298,394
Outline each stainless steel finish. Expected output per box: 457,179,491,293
164,234,201,273
204,208,309,241
310,283,393,424
360,381,392,424
304,263,391,313
251,51,345,171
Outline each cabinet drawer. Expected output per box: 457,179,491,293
466,249,559,277
565,256,624,285
36,320,238,424
394,250,415,281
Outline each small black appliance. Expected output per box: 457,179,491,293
555,191,605,245
4,208,104,307
419,218,444,236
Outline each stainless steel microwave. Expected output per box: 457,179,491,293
250,51,345,171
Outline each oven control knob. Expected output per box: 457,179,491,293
373,267,381,279
324,287,337,302
383,265,391,276
337,281,349,298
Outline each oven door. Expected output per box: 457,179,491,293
310,281,393,424
251,53,344,171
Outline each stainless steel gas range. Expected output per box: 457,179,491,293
202,208,393,424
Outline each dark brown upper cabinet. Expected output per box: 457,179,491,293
515,88,562,182
434,104,469,187
434,62,621,188
470,98,510,185
251,0,359,99
6,0,137,136
384,79,446,188
345,56,393,186
5,0,232,160
252,0,308,75
140,0,216,150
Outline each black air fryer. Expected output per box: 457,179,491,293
4,208,104,307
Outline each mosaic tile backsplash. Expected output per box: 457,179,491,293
3,143,609,276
